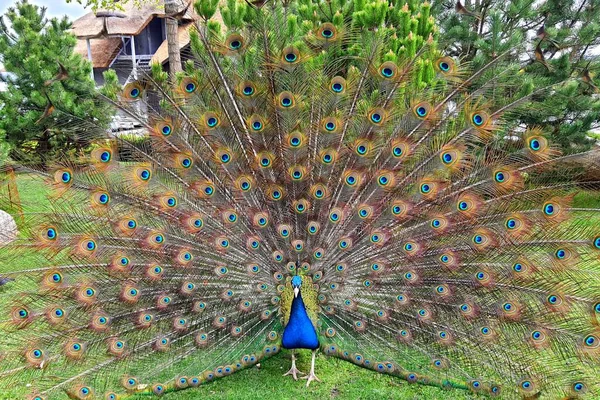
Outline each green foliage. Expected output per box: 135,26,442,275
432,0,600,153
195,0,220,20
0,138,10,166
66,0,159,11
221,0,248,29
99,69,122,101
0,0,113,165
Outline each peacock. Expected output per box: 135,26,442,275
2,0,600,398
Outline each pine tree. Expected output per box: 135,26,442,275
433,0,600,153
0,0,113,165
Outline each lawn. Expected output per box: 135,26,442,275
151,349,478,400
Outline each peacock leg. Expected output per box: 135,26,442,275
301,349,321,387
283,350,305,380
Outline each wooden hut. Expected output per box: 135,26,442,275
72,0,196,85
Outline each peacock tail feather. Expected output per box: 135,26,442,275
1,0,600,398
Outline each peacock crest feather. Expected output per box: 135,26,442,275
1,0,600,398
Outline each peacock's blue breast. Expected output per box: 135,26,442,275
282,292,319,350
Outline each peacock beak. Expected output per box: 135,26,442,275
294,287,299,298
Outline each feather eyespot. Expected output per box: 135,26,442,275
321,117,341,133
376,170,395,188
134,167,152,182
368,108,386,125
247,115,265,132
583,335,600,349
235,175,254,192
527,135,547,152
286,131,306,148
122,81,144,100
54,169,73,185
468,110,492,130
435,57,456,74
518,379,537,395
293,199,309,214
247,237,260,250
266,184,285,201
307,221,320,235
357,204,374,219
153,121,173,137
257,151,275,168
225,33,244,52
472,113,484,126
317,22,338,40
278,91,296,108
572,382,587,394
282,46,300,64
329,76,346,93
236,80,257,98
329,207,343,223
378,61,398,79
272,250,284,262
310,183,328,200
319,148,339,164
338,237,352,250
288,165,307,181
180,77,198,94
413,102,432,119
353,139,372,157
91,147,114,165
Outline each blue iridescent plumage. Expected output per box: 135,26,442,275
282,291,319,350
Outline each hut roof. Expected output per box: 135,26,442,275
72,0,195,39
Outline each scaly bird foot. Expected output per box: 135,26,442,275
283,365,305,381
301,371,321,387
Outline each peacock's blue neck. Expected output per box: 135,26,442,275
282,291,319,350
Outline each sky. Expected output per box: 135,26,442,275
0,0,89,20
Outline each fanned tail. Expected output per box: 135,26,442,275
1,1,600,399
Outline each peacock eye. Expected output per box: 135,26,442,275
185,82,196,92
140,169,150,180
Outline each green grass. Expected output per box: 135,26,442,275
151,349,477,400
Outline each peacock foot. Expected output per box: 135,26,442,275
283,364,305,380
301,371,321,387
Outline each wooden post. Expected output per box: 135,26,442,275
164,0,182,78
131,35,137,79
86,38,94,81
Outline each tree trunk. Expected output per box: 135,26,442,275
38,129,51,168
164,1,182,78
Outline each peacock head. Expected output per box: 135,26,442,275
291,275,302,298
